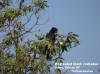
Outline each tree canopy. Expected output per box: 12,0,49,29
0,0,80,74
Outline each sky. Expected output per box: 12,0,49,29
36,0,100,73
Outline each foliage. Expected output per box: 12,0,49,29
0,0,79,74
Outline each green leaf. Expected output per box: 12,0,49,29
73,34,79,37
74,39,79,47
35,34,40,39
38,29,42,34
32,0,34,3
55,69,61,74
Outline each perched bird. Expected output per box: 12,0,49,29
45,27,58,60
46,27,58,43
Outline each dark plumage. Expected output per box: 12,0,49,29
46,27,58,42
46,27,58,60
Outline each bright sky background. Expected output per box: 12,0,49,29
36,0,100,73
